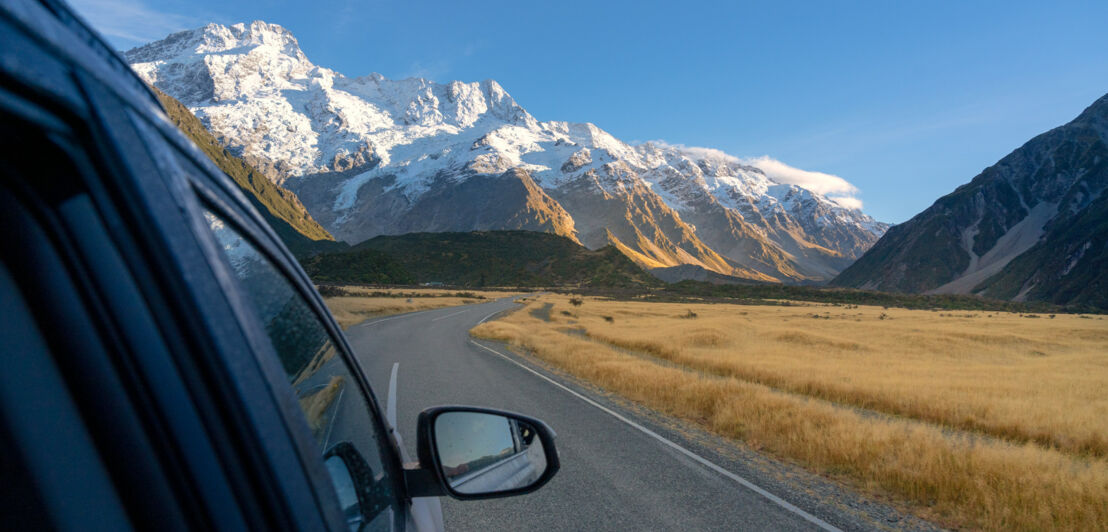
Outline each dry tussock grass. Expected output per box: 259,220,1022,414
544,295,1108,457
322,287,521,328
338,287,523,298
472,294,1108,531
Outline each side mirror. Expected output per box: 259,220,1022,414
404,406,560,500
323,450,363,530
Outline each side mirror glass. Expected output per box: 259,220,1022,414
323,448,363,530
435,411,547,494
412,406,559,500
323,442,393,530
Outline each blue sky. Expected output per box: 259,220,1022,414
71,0,1108,223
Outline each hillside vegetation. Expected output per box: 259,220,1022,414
305,231,662,288
301,248,414,285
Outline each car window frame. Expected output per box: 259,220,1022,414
0,79,253,530
188,178,411,524
108,102,354,530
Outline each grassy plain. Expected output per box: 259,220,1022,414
471,294,1108,531
321,286,522,328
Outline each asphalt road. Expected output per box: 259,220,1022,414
343,297,858,531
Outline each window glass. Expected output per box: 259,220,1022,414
203,209,399,531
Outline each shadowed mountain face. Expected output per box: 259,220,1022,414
127,21,886,283
834,93,1108,309
152,87,342,257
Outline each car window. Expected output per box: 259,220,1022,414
202,209,400,531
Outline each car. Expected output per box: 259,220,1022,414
0,0,560,530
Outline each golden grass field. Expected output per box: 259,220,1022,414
471,294,1108,531
321,286,522,329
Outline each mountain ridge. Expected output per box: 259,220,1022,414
127,21,888,282
833,92,1108,309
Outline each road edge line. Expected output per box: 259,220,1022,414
478,309,507,324
431,309,469,322
360,310,430,327
468,339,842,532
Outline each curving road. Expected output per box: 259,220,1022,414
343,297,906,531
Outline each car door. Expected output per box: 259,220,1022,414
104,56,418,527
187,183,411,531
0,67,258,529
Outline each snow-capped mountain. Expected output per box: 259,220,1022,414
127,21,887,281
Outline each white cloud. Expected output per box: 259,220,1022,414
741,156,858,197
828,196,864,210
743,156,864,210
669,145,740,164
645,142,866,211
68,0,199,50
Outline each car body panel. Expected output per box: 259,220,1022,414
0,0,429,529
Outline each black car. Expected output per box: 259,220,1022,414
0,0,559,530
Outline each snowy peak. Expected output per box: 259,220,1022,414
127,21,315,106
127,19,530,128
127,21,305,64
129,21,888,282
335,76,533,129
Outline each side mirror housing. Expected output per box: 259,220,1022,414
403,406,559,500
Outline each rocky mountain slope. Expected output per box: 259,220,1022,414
127,21,886,282
153,86,342,257
834,93,1108,309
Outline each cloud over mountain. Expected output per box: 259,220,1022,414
743,156,862,209
644,143,865,210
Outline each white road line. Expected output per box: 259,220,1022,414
360,311,426,327
478,310,501,324
387,363,399,431
430,309,469,322
468,340,842,532
321,385,346,450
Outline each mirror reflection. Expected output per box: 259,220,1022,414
323,454,362,530
434,412,547,495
